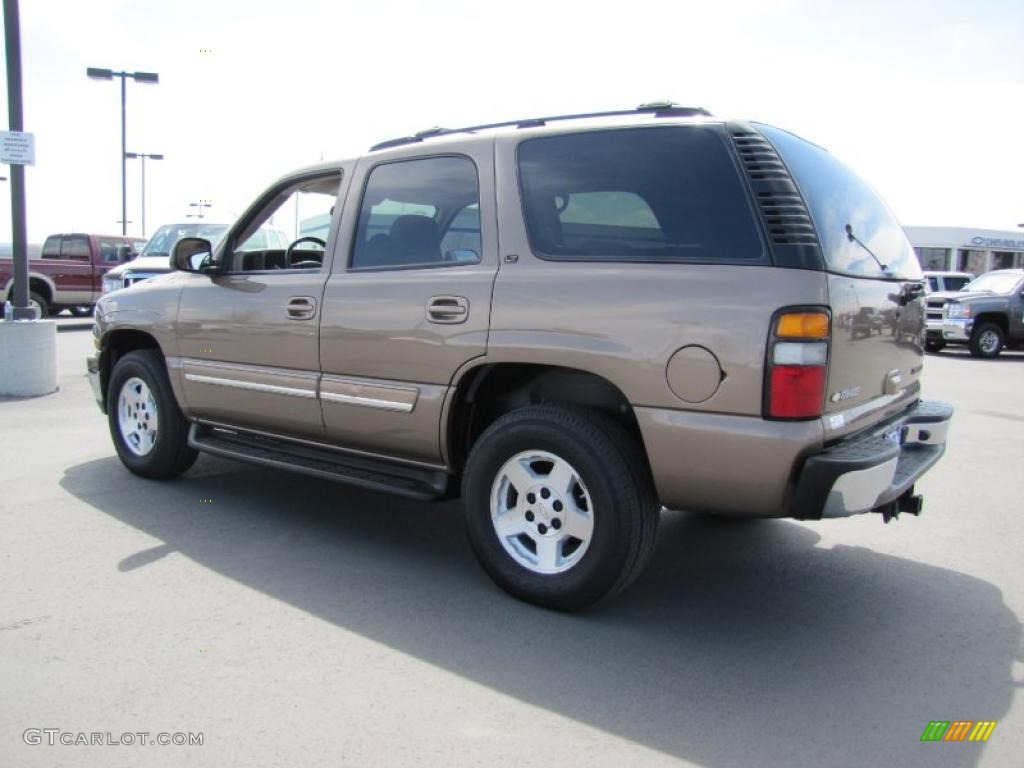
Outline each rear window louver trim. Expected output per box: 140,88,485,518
732,131,819,247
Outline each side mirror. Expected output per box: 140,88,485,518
172,237,217,273
116,245,135,263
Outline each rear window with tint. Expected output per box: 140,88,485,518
62,236,91,260
517,127,764,263
41,236,61,258
758,124,921,280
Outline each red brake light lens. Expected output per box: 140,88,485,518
768,365,827,419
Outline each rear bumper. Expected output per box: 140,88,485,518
790,400,952,519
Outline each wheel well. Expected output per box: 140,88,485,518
974,313,1008,335
30,278,52,301
100,330,162,405
447,364,648,475
4,279,52,306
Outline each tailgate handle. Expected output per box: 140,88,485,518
426,295,469,324
286,296,317,320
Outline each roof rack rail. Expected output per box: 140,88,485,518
369,102,712,151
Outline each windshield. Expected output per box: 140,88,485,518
963,272,1023,295
140,223,228,257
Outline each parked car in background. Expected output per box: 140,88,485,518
940,269,1024,358
102,223,230,294
923,270,975,350
1,233,145,317
89,104,952,610
923,270,974,294
102,222,291,293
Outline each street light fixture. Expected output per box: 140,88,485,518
187,200,212,219
125,151,163,236
86,67,159,236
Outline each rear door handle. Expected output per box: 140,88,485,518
426,295,469,324
287,296,317,320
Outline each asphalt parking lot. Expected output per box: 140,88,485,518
1,330,1021,768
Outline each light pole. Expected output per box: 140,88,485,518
125,151,163,236
86,67,158,236
187,199,212,219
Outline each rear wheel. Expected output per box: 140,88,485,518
29,291,49,318
107,349,198,478
70,305,93,317
462,405,659,611
969,323,1004,359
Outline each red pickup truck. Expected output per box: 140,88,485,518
1,232,146,317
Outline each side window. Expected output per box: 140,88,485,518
558,191,663,252
99,240,120,263
61,236,91,260
518,127,764,262
439,204,482,263
41,236,61,259
947,277,971,291
223,172,342,272
352,156,480,270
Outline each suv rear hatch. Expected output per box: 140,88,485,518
758,125,925,438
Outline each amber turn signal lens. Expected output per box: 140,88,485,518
776,312,829,339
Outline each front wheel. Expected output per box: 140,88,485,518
107,349,198,478
462,405,659,611
969,322,1004,359
924,337,945,353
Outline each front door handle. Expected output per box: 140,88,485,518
287,296,317,320
426,295,469,324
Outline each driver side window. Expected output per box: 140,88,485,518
224,172,342,273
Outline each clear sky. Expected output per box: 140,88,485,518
1,0,1022,241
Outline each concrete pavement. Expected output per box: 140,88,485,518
1,331,1022,767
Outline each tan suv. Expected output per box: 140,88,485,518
88,104,952,610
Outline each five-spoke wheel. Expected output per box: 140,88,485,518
463,405,659,611
490,450,595,575
117,376,160,456
107,349,197,478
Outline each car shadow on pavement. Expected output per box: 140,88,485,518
61,456,1021,768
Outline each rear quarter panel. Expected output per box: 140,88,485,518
488,262,829,414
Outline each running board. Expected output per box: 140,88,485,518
188,423,448,501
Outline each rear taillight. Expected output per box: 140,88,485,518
766,309,830,420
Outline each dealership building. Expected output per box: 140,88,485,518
905,226,1024,275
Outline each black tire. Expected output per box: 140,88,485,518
462,405,659,611
29,291,49,318
924,337,945,353
70,305,94,317
107,349,198,479
968,322,1004,359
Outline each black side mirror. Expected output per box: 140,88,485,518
116,245,134,263
171,237,217,273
